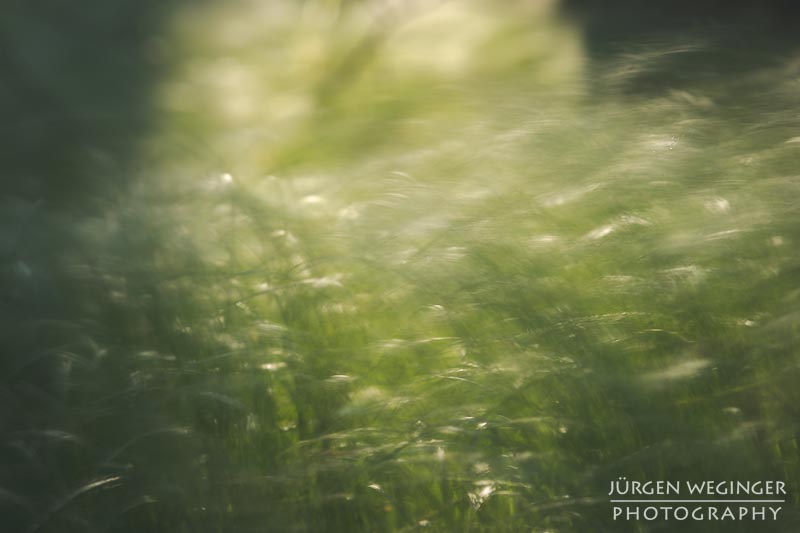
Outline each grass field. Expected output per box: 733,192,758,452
2,1,800,531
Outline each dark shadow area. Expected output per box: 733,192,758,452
562,0,800,95
1,2,196,532
562,0,800,51
0,0,182,207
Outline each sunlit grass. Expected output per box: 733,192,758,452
4,0,800,531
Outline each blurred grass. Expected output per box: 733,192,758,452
3,0,800,532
